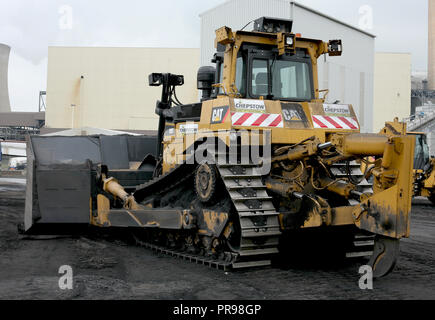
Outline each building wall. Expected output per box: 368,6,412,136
373,53,411,132
292,4,375,133
200,0,291,66
200,0,375,132
0,44,11,113
45,47,200,131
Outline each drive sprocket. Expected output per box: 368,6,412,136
195,163,218,203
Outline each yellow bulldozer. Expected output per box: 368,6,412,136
24,17,415,278
380,118,435,204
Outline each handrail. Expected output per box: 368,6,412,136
403,108,435,131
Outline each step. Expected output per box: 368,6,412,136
231,196,273,202
238,210,279,217
240,217,281,230
354,234,375,239
217,162,261,167
346,251,373,258
222,173,263,179
227,185,265,190
353,240,375,247
241,229,281,238
232,260,271,269
240,238,280,249
229,189,269,199
234,202,276,212
223,178,264,188
238,248,279,257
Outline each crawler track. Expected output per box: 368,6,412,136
131,157,376,269
132,155,281,269
132,235,237,270
215,157,281,268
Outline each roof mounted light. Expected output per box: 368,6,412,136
253,17,293,34
278,33,296,55
328,40,342,56
285,36,294,46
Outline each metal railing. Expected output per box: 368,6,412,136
0,127,40,142
403,107,435,131
411,89,435,99
39,91,46,112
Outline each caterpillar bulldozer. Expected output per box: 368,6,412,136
24,17,415,278
380,118,435,204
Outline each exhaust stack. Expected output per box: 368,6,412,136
0,43,11,112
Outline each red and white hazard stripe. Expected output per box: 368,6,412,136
231,112,284,128
312,115,359,130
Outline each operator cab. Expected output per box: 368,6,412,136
213,45,314,102
210,17,315,102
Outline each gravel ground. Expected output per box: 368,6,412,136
0,178,434,300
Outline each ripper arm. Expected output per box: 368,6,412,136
270,132,415,239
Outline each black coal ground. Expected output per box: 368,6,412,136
0,178,434,300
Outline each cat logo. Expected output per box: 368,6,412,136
210,106,230,124
282,109,302,121
281,103,309,128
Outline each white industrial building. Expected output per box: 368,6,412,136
373,53,411,132
200,0,376,132
44,47,200,132
41,0,414,135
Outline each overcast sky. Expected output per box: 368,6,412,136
0,0,429,111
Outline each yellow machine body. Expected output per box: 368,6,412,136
154,27,415,241
381,118,435,204
25,18,416,276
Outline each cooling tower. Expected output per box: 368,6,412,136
0,43,11,112
429,0,435,90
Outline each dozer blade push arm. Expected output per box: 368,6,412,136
330,132,415,277
331,133,415,239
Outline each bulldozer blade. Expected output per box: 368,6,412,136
24,134,157,234
367,235,400,278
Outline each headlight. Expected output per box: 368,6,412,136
286,36,294,46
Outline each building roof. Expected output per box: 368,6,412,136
291,2,375,38
199,0,376,38
41,127,141,136
0,112,45,128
